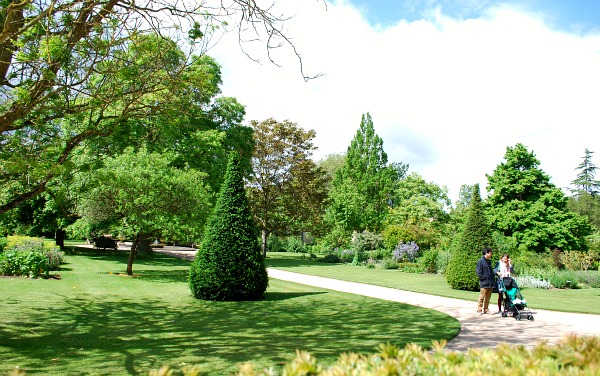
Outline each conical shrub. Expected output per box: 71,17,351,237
446,184,493,291
189,153,268,301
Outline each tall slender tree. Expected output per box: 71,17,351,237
189,153,268,301
446,184,493,291
570,148,600,196
324,113,397,235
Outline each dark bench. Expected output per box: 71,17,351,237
93,237,118,250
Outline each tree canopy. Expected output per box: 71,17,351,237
486,144,591,253
324,113,397,235
247,118,329,256
0,0,314,214
70,146,212,275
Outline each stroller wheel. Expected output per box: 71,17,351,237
527,315,534,321
501,312,507,317
515,315,522,321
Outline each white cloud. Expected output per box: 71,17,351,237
208,0,600,202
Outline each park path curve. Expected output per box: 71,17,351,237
155,248,600,351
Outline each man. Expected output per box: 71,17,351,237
475,247,495,315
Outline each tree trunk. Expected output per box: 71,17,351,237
127,234,140,275
127,234,152,275
55,228,65,249
261,229,269,258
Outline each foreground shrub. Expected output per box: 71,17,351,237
150,334,600,376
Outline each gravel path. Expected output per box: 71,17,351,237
156,248,600,351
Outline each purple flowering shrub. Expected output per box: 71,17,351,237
392,241,420,262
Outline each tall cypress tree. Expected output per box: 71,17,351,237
189,153,268,301
446,184,493,291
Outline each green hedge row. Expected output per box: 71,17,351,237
147,334,599,376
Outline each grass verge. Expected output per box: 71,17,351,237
265,252,600,315
0,250,459,375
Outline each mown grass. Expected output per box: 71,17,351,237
0,250,459,375
265,252,600,315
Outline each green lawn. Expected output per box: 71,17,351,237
265,252,600,315
0,250,459,375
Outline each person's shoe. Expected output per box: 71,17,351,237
477,311,482,316
484,310,490,314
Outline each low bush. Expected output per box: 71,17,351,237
397,262,425,273
392,241,420,262
550,271,580,289
319,254,341,263
151,335,600,376
333,249,354,263
513,275,551,289
0,236,64,278
0,249,48,278
283,236,306,253
548,270,600,289
575,270,600,288
418,247,438,273
375,259,398,270
0,236,7,252
366,248,391,260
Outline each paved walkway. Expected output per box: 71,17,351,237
149,247,600,351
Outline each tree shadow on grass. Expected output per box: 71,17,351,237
0,280,459,376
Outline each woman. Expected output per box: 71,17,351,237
494,253,513,314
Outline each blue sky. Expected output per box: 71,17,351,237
211,0,600,203
349,0,600,33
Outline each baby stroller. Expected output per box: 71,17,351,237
499,277,534,321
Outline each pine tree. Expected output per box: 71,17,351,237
446,184,493,291
189,153,268,301
571,148,600,196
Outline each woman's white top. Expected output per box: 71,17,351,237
498,261,511,278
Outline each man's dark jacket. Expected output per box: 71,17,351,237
476,255,495,288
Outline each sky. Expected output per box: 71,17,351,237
207,0,600,203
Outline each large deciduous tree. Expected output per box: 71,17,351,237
247,118,329,257
0,0,318,215
71,147,212,275
486,144,591,253
189,153,268,301
324,113,397,235
446,184,493,291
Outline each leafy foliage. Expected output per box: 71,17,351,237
155,335,600,376
189,153,268,301
446,184,493,291
247,118,329,256
1,0,311,214
486,144,591,252
324,113,398,233
70,147,212,275
0,236,64,278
